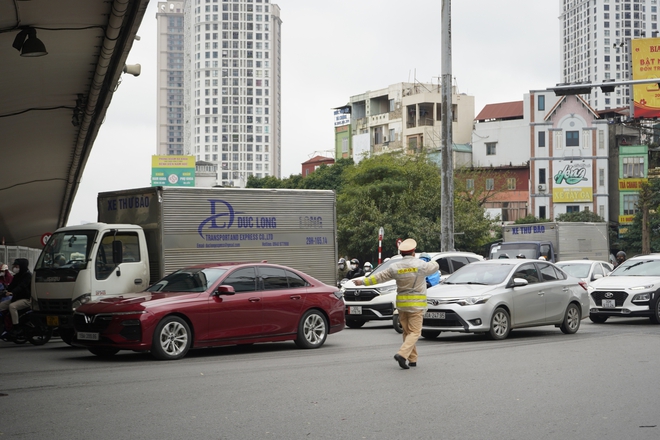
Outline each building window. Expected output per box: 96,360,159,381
341,138,348,153
599,205,605,219
566,206,580,213
539,168,546,185
486,178,494,191
538,95,545,111
566,131,579,147
539,206,546,219
507,178,516,190
599,168,605,186
466,179,474,190
623,156,644,178
538,131,545,147
486,142,497,156
623,194,639,215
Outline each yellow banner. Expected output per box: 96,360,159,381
619,215,635,224
631,38,660,118
552,187,593,203
618,178,647,190
151,155,195,168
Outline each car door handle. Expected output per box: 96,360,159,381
562,287,570,292
290,295,301,300
538,291,545,296
134,279,143,285
248,297,261,302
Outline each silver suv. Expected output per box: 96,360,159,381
588,254,660,323
342,251,484,331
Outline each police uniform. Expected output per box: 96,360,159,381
360,239,438,369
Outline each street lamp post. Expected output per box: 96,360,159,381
440,0,454,251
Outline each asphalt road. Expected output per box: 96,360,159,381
1,317,659,440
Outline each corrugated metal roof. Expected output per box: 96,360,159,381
475,101,524,122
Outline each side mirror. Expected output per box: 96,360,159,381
592,273,603,280
511,277,529,287
216,285,236,295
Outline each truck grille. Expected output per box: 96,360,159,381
343,289,379,302
591,290,628,307
37,298,72,313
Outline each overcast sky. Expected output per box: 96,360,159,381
67,0,561,225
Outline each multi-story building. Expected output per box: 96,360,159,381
157,0,282,188
336,82,474,162
560,0,659,110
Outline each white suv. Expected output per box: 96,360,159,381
342,251,484,330
588,254,660,323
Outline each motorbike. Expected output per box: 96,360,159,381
0,307,53,346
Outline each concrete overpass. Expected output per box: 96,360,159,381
0,0,150,249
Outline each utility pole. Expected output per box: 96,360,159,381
440,0,454,251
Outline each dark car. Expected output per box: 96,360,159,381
73,262,345,360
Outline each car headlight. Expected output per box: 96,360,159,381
630,285,655,291
71,293,91,310
377,284,398,295
455,294,492,306
632,292,651,302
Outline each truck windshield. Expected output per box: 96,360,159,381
490,243,538,260
35,231,96,271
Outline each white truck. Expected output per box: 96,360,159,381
31,186,338,343
489,222,610,263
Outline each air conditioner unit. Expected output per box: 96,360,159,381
538,184,546,192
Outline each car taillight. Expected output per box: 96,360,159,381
578,281,588,291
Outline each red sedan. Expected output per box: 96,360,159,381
72,262,345,360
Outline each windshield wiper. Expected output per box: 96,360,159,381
465,282,487,285
621,261,651,272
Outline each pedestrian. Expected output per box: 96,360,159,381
336,258,349,286
353,239,438,370
615,251,627,267
346,258,364,280
0,258,32,337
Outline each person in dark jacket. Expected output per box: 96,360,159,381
0,258,32,335
346,258,365,280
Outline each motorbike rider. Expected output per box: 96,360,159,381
363,261,373,274
336,258,349,286
346,258,365,280
0,258,32,337
0,263,13,302
615,251,627,267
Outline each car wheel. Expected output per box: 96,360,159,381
487,307,511,340
151,316,192,360
392,314,403,334
651,298,660,324
421,330,441,339
345,319,365,329
294,309,328,349
560,303,581,334
589,314,608,324
88,347,120,357
59,328,75,345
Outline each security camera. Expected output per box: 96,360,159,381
123,64,141,77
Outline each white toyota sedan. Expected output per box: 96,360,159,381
422,259,589,340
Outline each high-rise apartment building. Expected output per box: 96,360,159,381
157,0,282,187
560,0,659,110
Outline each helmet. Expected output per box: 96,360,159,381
350,258,359,265
538,256,546,260
337,258,346,264
516,254,526,259
616,251,626,258
363,261,372,269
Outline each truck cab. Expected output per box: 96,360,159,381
32,223,149,343
489,241,555,262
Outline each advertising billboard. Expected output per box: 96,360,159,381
631,37,660,118
151,155,196,187
552,160,593,203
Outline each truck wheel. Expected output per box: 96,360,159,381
589,314,608,324
487,307,511,340
59,328,75,345
89,347,120,357
345,319,365,329
294,310,328,349
151,316,192,360
392,314,403,334
421,330,441,339
560,303,581,334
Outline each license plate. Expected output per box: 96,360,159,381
348,306,362,315
77,332,99,341
425,311,446,319
46,315,59,326
602,299,616,308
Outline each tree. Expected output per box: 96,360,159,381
555,210,605,222
620,179,660,254
514,215,551,224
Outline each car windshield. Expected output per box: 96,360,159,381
369,258,402,276
556,263,590,278
443,264,513,285
610,259,660,277
147,268,228,292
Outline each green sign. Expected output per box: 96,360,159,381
151,168,195,187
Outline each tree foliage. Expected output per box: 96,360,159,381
620,179,660,253
514,215,551,224
555,210,605,222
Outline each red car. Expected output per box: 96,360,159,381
72,262,345,360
